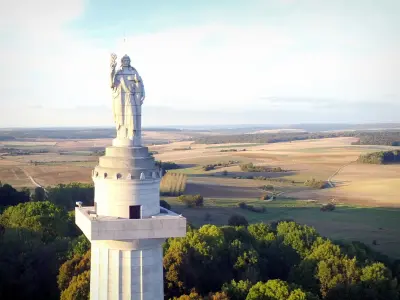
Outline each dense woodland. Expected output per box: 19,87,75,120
357,150,400,164
352,132,400,146
0,183,400,299
1,128,400,147
194,132,349,144
194,131,400,146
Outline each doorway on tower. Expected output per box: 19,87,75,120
129,205,141,219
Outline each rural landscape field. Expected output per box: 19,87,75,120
1,127,400,259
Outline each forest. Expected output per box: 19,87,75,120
357,150,400,164
194,131,400,146
0,183,400,299
351,131,400,146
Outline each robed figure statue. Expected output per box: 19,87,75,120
110,53,145,145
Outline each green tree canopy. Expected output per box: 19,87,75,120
0,183,30,207
246,279,319,300
0,201,71,243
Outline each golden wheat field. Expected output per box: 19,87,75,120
1,136,399,207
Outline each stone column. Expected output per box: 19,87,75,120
90,240,165,300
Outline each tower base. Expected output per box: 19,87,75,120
90,240,164,300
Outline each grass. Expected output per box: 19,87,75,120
164,196,400,259
170,166,208,175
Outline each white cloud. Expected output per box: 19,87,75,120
115,23,400,111
0,0,84,30
0,0,399,127
0,0,111,112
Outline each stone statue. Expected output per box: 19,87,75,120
110,53,145,145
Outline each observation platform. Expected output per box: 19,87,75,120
75,206,186,241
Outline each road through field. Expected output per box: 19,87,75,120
327,161,355,188
21,168,47,192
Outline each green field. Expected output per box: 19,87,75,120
164,196,400,259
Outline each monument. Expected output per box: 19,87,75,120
75,53,186,300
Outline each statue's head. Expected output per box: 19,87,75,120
121,55,131,67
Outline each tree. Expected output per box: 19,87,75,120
208,291,230,299
58,250,90,298
47,183,94,211
173,289,203,300
0,227,66,300
164,225,228,298
228,215,249,227
60,270,90,300
317,256,360,298
0,201,71,243
222,280,252,300
355,263,399,300
0,183,30,206
32,186,46,202
246,280,319,300
67,234,90,259
276,222,319,258
163,221,399,299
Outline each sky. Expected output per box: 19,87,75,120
0,0,399,127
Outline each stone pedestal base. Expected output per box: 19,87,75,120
90,240,164,300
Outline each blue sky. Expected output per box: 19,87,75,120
0,0,399,127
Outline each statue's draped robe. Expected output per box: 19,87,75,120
112,67,144,140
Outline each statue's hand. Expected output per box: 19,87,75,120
110,61,117,70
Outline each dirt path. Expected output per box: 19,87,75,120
21,168,48,192
327,161,355,188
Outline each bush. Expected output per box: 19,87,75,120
228,214,249,227
237,202,247,209
249,206,266,213
262,185,274,191
203,165,216,171
222,170,228,176
178,194,204,208
304,178,327,189
240,163,286,173
202,161,238,171
237,202,266,213
320,203,336,212
155,161,180,170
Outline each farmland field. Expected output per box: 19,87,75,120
1,131,400,258
1,136,399,204
164,196,400,258
154,137,400,207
